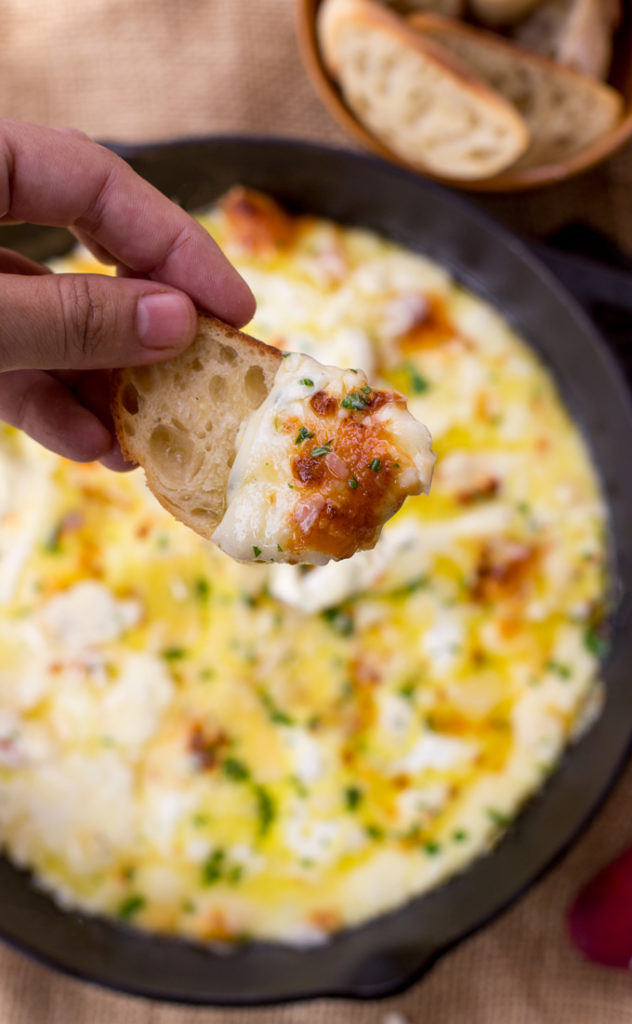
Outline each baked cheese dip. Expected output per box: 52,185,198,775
212,352,435,564
0,189,608,945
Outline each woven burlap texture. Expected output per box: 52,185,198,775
1,1,632,1022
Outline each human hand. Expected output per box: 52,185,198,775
0,119,255,470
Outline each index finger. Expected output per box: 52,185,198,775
0,119,255,327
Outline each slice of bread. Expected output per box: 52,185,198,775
111,314,282,539
410,13,624,170
512,0,621,80
468,0,547,25
318,0,529,179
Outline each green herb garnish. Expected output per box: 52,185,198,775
341,391,370,411
193,577,210,602
344,786,363,811
321,606,354,637
162,646,187,661
584,624,609,659
365,824,385,841
487,808,511,828
254,785,276,836
452,829,469,843
223,757,250,782
300,378,314,387
311,441,333,457
253,545,262,558
423,840,441,856
118,894,145,919
369,457,382,472
406,363,430,394
546,660,572,679
259,690,295,726
349,477,358,490
202,848,225,885
295,426,315,445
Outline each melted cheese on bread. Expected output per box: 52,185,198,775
213,353,435,564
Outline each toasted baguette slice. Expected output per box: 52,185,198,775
469,0,546,25
318,0,529,179
382,0,464,15
513,0,621,80
410,13,623,170
111,314,282,539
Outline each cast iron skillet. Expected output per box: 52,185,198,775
2,138,632,1006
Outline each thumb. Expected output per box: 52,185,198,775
0,272,198,372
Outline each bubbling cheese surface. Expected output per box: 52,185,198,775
213,353,435,564
0,190,608,946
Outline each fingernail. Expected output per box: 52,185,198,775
136,292,193,350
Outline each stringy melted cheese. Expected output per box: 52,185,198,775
212,353,434,564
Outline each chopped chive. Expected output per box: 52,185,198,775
227,864,244,885
162,646,187,661
118,894,145,919
277,543,283,552
584,624,609,659
341,391,369,411
452,829,468,843
487,808,511,828
365,824,384,841
202,848,225,885
423,840,441,856
344,786,363,811
311,441,332,457
222,757,250,782
259,690,295,726
295,426,315,445
254,785,276,835
282,352,291,358
193,577,210,602
349,476,358,490
360,385,371,394
400,361,430,394
299,378,314,387
253,545,262,558
369,458,382,472
546,660,572,679
321,606,354,637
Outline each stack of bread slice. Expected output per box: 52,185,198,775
317,0,624,181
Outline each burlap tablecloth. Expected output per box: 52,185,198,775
1,3,632,1021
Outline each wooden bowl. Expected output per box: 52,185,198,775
296,0,632,193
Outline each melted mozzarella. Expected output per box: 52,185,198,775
212,352,435,565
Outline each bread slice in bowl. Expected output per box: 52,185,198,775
317,0,529,179
112,314,435,565
410,12,624,169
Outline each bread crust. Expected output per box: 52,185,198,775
111,313,282,539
